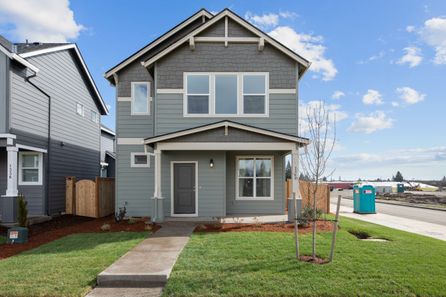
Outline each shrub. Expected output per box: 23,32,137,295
299,206,322,227
17,194,28,227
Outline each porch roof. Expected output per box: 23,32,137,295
144,120,309,146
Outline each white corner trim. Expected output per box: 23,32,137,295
117,97,132,102
157,89,184,94
19,44,109,115
16,144,47,153
104,9,212,79
0,133,17,139
117,138,144,145
269,89,296,94
170,161,199,217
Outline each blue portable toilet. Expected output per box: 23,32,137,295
397,183,405,193
353,185,376,214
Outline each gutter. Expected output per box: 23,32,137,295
25,72,52,216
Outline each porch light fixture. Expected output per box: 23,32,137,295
209,159,214,168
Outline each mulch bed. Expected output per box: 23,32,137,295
0,215,160,260
195,220,333,233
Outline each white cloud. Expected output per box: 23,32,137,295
299,100,348,133
279,11,298,19
331,90,345,100
396,87,426,104
0,0,83,42
391,101,400,107
348,111,393,134
406,25,415,33
269,26,337,80
419,17,446,64
245,11,279,28
358,51,386,64
397,47,423,67
362,89,383,105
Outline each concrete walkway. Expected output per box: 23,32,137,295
334,204,446,242
86,222,196,297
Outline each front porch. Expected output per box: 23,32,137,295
143,121,308,222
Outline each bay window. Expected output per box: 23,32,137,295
185,72,268,116
236,156,273,200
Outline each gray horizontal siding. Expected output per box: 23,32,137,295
197,19,225,37
226,151,286,215
156,93,297,135
228,19,257,37
101,133,115,162
116,144,154,216
156,43,297,89
161,151,226,217
117,102,153,138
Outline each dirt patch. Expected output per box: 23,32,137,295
194,220,333,233
348,229,390,242
0,215,160,260
299,255,329,264
378,192,446,205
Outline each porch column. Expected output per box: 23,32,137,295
288,146,302,221
152,148,164,223
2,146,19,224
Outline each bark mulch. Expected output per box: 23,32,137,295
0,215,159,260
195,220,333,233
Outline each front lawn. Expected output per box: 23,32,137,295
164,217,446,297
0,232,147,297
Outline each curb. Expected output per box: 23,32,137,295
337,197,446,212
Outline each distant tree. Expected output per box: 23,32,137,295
285,160,291,179
441,176,446,186
322,176,327,182
393,171,404,182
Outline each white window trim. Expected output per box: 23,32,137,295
170,161,199,217
235,155,274,201
90,110,99,123
183,72,269,117
76,102,84,117
131,82,151,115
130,152,150,168
18,152,43,186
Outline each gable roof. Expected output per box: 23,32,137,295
104,8,213,83
144,120,309,145
141,9,311,78
19,44,109,115
0,35,40,73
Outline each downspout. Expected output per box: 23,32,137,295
25,72,52,216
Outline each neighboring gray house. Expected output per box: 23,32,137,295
100,125,116,177
0,36,109,223
105,9,309,221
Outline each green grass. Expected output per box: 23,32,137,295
0,236,5,244
0,232,147,297
164,217,446,297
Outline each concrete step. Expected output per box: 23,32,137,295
86,287,164,297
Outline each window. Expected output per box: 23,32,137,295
76,103,84,116
131,82,150,115
90,110,99,123
243,74,266,114
19,152,43,185
131,152,150,168
236,156,273,200
184,72,268,116
186,74,209,114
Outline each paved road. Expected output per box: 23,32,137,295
330,190,446,226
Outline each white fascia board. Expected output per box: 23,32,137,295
117,138,144,145
101,126,116,136
0,44,39,73
144,121,309,145
19,44,109,115
157,142,296,151
104,9,213,80
16,144,47,153
142,10,310,70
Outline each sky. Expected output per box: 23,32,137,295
0,0,445,180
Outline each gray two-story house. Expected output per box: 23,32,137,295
105,9,309,221
0,35,108,223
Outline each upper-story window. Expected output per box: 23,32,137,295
184,72,268,117
76,103,84,116
90,110,99,123
131,82,151,115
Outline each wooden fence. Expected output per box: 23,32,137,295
66,177,115,218
285,179,330,213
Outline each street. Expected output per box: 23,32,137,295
330,190,446,226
